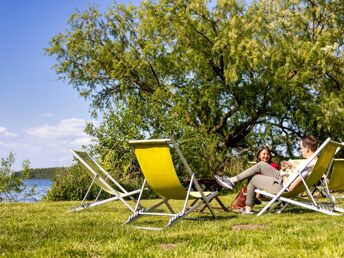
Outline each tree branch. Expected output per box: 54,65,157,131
209,108,238,133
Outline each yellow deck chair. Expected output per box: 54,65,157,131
327,159,344,192
70,150,142,212
255,138,344,216
124,138,221,230
318,159,344,201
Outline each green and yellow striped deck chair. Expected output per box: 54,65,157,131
124,138,220,230
256,138,344,216
70,150,141,212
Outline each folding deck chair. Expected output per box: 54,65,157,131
255,138,344,216
124,138,223,230
318,159,344,200
326,159,344,193
70,150,142,212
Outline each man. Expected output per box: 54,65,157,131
215,136,318,214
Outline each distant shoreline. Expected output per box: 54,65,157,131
16,167,65,180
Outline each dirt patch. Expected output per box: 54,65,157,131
160,243,177,249
231,224,268,231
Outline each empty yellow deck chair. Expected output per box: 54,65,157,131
327,159,344,192
124,138,221,230
318,159,344,202
70,150,142,212
255,138,344,216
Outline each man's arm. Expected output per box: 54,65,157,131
288,176,302,191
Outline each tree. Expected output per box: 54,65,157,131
0,153,34,202
46,0,344,176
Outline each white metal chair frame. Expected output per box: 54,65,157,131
70,150,141,212
255,138,344,216
124,138,220,230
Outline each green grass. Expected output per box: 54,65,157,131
1,194,344,257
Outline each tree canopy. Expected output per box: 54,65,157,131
46,0,344,176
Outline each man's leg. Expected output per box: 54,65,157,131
246,174,283,207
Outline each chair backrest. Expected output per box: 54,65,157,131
283,139,342,198
70,150,119,195
327,159,344,191
129,139,188,200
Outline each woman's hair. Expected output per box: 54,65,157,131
301,135,318,152
256,146,272,163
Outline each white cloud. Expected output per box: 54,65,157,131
1,118,98,170
43,112,54,117
25,118,88,138
69,137,94,146
4,132,18,137
0,126,18,137
1,142,31,148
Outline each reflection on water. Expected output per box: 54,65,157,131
6,179,53,202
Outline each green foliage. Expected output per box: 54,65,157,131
45,162,150,201
0,153,34,202
17,167,63,179
46,0,344,178
26,167,63,180
44,163,106,201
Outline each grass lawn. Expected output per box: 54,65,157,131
1,194,344,257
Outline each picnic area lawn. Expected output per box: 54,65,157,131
1,194,344,257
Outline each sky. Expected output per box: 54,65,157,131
0,0,253,171
0,1,140,170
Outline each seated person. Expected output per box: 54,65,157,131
215,136,318,214
255,146,280,204
256,146,279,170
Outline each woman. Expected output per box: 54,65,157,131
256,146,279,170
215,136,318,214
255,146,280,204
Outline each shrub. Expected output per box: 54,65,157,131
44,162,155,201
0,153,34,202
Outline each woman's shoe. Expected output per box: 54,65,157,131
214,175,234,190
242,209,256,215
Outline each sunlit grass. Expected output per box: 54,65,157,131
1,194,344,257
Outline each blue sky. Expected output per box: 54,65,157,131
0,1,139,170
0,0,252,171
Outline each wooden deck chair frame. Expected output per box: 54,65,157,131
70,150,141,212
255,138,344,216
124,138,221,230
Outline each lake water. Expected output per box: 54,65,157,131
10,179,53,202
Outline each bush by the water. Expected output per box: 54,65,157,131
0,153,35,202
44,162,155,201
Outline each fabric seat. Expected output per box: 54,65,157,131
255,138,344,216
327,159,344,193
124,138,224,230
70,150,141,212
316,159,344,202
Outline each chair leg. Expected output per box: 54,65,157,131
199,196,228,212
